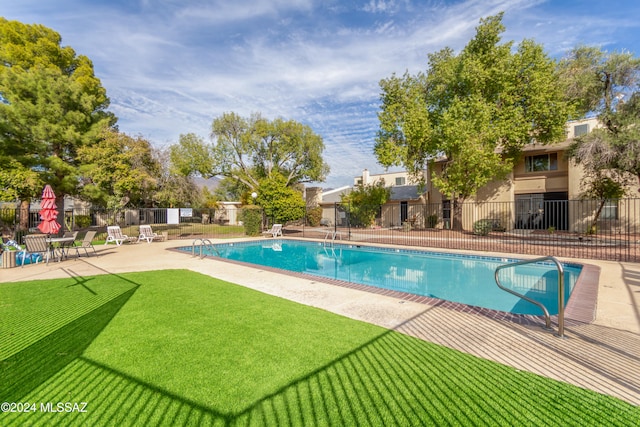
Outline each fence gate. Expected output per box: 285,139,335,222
515,193,568,231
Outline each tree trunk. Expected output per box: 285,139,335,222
590,200,606,234
452,197,464,231
18,199,30,232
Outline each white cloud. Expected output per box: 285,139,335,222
3,0,640,188
362,0,401,14
176,0,314,22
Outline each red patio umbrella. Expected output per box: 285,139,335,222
37,184,61,235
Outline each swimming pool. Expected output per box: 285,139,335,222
178,239,583,316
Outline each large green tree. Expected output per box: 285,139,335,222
560,46,640,194
558,46,640,119
153,147,202,208
375,14,571,230
0,18,115,232
170,112,329,193
170,133,213,179
77,128,160,208
213,176,246,202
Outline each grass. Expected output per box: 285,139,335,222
116,223,245,239
92,224,246,247
90,223,245,245
1,270,638,426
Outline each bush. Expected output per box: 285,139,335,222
0,208,16,226
239,206,262,236
426,214,438,228
473,219,492,236
74,215,92,229
306,207,322,227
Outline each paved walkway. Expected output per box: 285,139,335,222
2,239,639,405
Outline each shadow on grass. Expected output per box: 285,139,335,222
2,271,638,426
0,286,138,403
3,316,637,426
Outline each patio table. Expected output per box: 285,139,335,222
46,236,76,261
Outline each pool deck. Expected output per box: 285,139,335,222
2,238,639,406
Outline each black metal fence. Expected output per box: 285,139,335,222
298,199,640,263
2,198,639,262
0,207,249,243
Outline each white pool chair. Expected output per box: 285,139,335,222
262,224,282,238
138,225,163,244
105,226,136,246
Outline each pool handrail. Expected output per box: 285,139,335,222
323,230,342,246
494,256,565,338
192,238,219,258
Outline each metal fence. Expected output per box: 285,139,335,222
0,207,250,243
2,198,639,262
298,199,640,263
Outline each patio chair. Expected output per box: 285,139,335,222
21,234,55,267
262,224,283,238
105,226,136,246
74,230,98,257
137,225,164,244
58,231,78,259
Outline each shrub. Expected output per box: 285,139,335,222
426,214,438,228
74,215,92,229
306,207,322,227
239,206,262,236
340,182,390,228
256,174,306,224
473,219,492,236
0,208,16,226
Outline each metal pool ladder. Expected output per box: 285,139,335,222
323,230,342,246
494,256,565,338
192,238,219,258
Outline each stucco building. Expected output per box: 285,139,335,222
310,118,640,233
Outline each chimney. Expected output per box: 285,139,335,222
362,169,370,185
305,187,322,207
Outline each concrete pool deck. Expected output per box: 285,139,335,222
2,238,639,405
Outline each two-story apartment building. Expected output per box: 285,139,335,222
308,118,638,232
426,117,640,232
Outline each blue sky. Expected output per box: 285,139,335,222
2,0,640,188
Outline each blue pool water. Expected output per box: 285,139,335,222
178,240,583,316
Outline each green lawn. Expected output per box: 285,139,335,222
117,223,246,238
93,223,246,245
1,270,637,426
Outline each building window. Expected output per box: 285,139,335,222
601,200,619,220
395,177,406,186
525,153,558,172
574,123,589,137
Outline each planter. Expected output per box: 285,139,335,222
2,250,17,268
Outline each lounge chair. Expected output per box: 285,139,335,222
138,225,164,244
105,226,136,246
262,224,283,238
21,234,55,267
74,230,98,257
